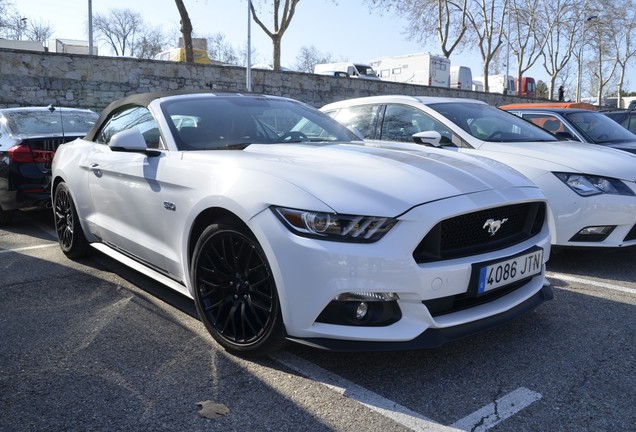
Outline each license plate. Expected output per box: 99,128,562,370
475,248,543,295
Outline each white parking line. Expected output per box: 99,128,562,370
0,243,57,254
272,351,461,431
273,351,541,431
547,272,636,296
451,388,542,431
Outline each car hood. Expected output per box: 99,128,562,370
219,141,538,215
473,140,636,181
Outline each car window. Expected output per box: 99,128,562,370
3,109,97,135
429,102,559,143
380,105,454,145
519,114,572,135
564,111,636,144
603,111,636,134
161,96,357,150
95,106,162,148
326,104,380,139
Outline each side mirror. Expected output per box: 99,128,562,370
109,128,160,156
412,131,442,147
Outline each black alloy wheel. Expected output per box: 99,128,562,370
192,221,286,357
53,182,90,258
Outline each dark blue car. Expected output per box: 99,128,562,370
0,106,97,225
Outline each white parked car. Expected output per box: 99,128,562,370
322,95,636,249
52,91,552,357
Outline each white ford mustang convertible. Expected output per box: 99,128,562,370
52,91,552,357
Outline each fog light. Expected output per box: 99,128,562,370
570,225,615,242
355,302,368,320
334,292,399,301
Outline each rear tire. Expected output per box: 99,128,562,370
191,220,287,357
53,182,90,259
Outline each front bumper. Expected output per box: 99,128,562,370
249,187,551,347
287,283,553,351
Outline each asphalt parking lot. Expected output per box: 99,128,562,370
1,210,634,432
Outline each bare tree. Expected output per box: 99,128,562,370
93,8,143,56
294,45,335,73
507,0,548,95
464,0,509,92
0,0,16,38
536,80,549,98
607,1,636,107
24,18,54,44
134,27,168,60
1,14,29,40
207,33,240,65
174,0,194,63
540,0,592,100
587,13,619,105
364,0,469,59
93,8,168,59
250,0,301,71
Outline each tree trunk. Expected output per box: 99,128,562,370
272,34,281,71
174,0,194,63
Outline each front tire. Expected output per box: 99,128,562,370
53,182,90,259
191,221,286,357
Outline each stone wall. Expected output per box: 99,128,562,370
0,48,533,112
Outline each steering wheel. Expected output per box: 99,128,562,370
487,131,504,140
277,131,309,142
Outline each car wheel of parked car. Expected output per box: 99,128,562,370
0,206,14,226
192,220,286,357
53,182,90,259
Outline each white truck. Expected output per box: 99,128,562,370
0,39,44,52
369,53,450,87
474,75,515,95
313,62,379,79
450,66,473,90
47,39,97,55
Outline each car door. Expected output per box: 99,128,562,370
87,105,170,270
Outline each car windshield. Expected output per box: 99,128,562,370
564,111,636,144
162,95,359,150
4,109,97,135
428,102,559,143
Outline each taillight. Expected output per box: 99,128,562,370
7,144,55,163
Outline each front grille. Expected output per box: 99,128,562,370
413,202,546,263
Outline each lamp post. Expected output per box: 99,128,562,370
17,17,27,40
246,0,252,92
505,13,510,95
88,0,93,55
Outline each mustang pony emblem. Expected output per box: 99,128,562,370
483,218,508,236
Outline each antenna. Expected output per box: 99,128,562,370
47,104,65,139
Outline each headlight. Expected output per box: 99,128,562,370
554,172,635,197
272,206,397,242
